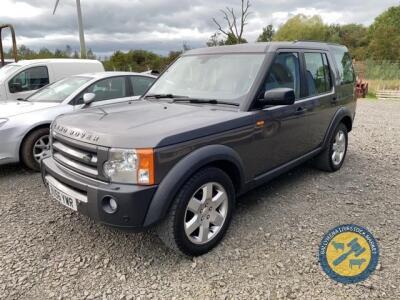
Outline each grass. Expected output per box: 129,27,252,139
355,60,400,95
366,79,400,95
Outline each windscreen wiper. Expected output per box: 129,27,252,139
144,93,188,99
172,98,239,107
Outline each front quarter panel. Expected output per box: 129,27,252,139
0,104,73,164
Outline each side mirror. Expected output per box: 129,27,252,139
83,93,96,106
260,88,296,106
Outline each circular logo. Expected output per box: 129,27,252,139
319,224,379,284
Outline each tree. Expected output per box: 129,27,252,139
274,14,329,42
368,5,400,61
182,42,191,52
337,24,369,60
206,32,225,47
65,45,72,57
86,48,96,59
257,25,274,42
211,0,251,45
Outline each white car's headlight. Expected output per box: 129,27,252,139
103,148,155,185
0,118,8,128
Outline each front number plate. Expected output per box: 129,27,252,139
48,182,78,211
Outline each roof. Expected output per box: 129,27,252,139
9,59,101,66
72,71,157,79
183,41,346,56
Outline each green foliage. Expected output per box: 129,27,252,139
274,15,328,42
4,45,95,60
368,6,400,61
102,50,182,72
257,25,274,42
207,32,247,47
364,60,400,80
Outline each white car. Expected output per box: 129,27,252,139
0,59,104,101
0,72,156,170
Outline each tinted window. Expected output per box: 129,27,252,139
331,47,355,84
264,52,301,99
9,66,49,93
84,77,127,102
304,53,332,96
130,76,155,96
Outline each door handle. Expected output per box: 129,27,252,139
295,107,307,115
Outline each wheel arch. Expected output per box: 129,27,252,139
143,145,245,227
322,107,353,149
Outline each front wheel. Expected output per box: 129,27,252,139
21,128,50,171
156,167,235,256
313,123,348,172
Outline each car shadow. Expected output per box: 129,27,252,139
0,163,35,178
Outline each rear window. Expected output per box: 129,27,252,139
304,52,332,96
330,46,355,85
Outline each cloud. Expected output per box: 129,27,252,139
0,0,398,56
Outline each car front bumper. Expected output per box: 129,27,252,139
41,156,158,230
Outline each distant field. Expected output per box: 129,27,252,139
355,60,400,97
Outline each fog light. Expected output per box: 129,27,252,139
102,196,118,214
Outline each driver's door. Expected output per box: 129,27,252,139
7,66,50,100
251,51,315,175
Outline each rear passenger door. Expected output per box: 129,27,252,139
301,51,336,147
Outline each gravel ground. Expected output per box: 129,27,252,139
0,99,399,300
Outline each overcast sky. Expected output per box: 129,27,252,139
1,0,398,57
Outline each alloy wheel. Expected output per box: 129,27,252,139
332,130,346,166
33,135,50,163
184,182,229,245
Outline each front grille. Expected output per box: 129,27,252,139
52,132,105,180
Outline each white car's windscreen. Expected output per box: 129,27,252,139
27,76,93,103
147,54,265,104
0,64,19,81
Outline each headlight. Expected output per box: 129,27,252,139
0,118,8,128
103,148,155,185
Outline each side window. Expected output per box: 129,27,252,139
83,77,127,102
304,53,332,96
8,66,49,93
130,76,155,96
263,52,301,99
331,47,355,85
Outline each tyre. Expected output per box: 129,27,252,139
313,123,348,172
156,167,235,256
21,127,50,171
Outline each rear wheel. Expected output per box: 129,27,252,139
313,123,348,172
156,167,235,256
21,128,50,171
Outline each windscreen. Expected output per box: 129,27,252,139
27,76,92,103
0,64,19,81
147,54,265,104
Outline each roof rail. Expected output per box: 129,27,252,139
293,40,343,46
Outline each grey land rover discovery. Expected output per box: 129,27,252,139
42,42,356,256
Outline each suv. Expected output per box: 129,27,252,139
41,42,356,256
